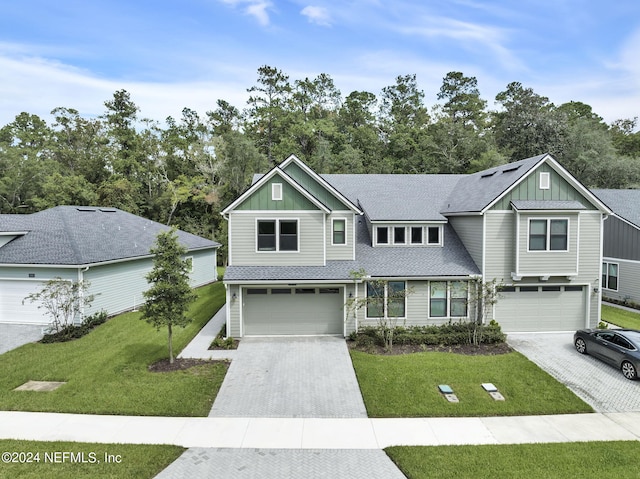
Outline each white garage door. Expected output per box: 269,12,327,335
495,285,586,332
243,286,344,336
0,280,48,324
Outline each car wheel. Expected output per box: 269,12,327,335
575,337,587,354
621,361,637,380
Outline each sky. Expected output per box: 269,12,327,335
1,0,639,128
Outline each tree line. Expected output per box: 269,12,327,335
1,66,639,257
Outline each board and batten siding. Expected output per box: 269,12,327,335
229,211,325,266
448,216,483,270
603,216,640,261
326,213,354,261
515,212,579,276
603,259,640,304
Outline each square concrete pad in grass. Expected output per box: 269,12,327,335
14,381,66,392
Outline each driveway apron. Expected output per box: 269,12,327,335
508,332,640,413
209,337,368,418
0,324,44,355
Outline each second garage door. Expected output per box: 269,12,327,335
243,286,344,336
0,280,48,325
494,285,587,332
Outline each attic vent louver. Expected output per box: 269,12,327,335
76,207,97,212
481,172,496,178
502,165,521,173
99,208,117,213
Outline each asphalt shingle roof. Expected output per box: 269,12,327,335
591,189,640,229
0,206,219,265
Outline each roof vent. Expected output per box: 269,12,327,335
76,207,97,212
502,165,521,173
99,208,117,213
481,172,496,178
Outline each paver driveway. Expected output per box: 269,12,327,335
508,332,640,412
0,324,44,355
209,336,368,418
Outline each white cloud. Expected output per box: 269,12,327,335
301,6,332,26
219,0,273,26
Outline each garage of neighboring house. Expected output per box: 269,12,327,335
242,286,345,336
0,279,48,325
494,285,588,332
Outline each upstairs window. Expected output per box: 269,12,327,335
529,219,568,251
333,219,346,245
427,226,440,245
394,227,406,244
257,219,298,252
411,226,423,244
376,227,388,244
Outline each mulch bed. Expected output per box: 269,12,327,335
348,341,512,356
148,358,226,372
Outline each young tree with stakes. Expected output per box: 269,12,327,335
141,228,197,364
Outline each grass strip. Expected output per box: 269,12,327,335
351,349,592,417
386,442,640,479
602,304,640,330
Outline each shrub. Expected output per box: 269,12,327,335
41,310,108,343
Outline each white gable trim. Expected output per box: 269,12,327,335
481,154,612,215
280,154,363,214
222,166,331,215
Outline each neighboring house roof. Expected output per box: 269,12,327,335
592,189,640,229
224,220,480,281
0,206,219,266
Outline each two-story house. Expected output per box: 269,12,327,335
221,154,611,338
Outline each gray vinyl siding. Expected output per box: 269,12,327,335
345,283,357,335
603,259,640,305
448,216,483,270
579,213,603,328
228,211,325,266
326,213,354,261
516,213,579,276
84,259,152,315
0,266,77,282
603,216,640,261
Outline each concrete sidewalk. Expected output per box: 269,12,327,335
1,411,639,448
178,307,236,361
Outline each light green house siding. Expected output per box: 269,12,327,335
0,266,77,281
85,259,151,315
515,212,580,276
188,249,218,287
491,164,596,210
448,216,483,270
326,213,355,261
484,212,515,281
229,211,326,266
282,161,349,211
236,175,319,211
227,284,241,337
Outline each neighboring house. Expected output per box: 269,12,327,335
0,206,219,326
591,189,640,306
222,154,611,338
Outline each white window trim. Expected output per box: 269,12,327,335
185,255,194,273
428,280,469,319
393,226,407,245
271,183,283,201
255,218,300,253
426,226,443,246
539,172,550,190
331,218,348,246
527,217,570,253
375,226,389,245
365,281,407,320
373,224,443,247
602,261,619,291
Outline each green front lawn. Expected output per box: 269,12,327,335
351,350,592,417
0,282,227,416
386,442,640,479
0,440,184,479
602,304,640,330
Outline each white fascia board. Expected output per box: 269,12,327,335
609,212,640,231
280,155,363,214
222,166,331,214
